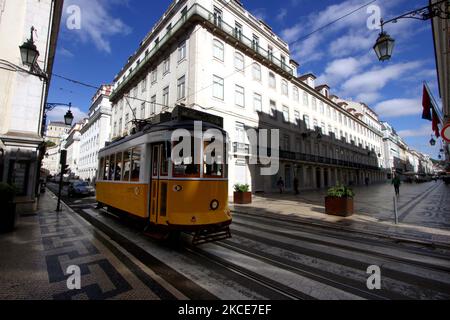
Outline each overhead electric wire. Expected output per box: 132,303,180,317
13,0,380,115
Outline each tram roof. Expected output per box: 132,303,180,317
102,119,227,152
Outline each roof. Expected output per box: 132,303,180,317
298,73,317,81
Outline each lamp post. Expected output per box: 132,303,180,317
19,26,48,81
373,0,450,62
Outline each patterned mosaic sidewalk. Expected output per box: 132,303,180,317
0,192,183,300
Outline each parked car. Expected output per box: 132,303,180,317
68,181,95,197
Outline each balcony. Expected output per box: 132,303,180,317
110,3,293,101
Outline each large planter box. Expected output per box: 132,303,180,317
0,202,17,233
325,197,354,217
233,192,252,204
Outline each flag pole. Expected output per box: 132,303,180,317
424,81,444,124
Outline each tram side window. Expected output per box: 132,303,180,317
123,149,132,181
99,158,104,180
160,143,169,176
131,147,141,181
109,154,116,181
103,156,110,181
173,137,200,177
115,152,123,181
203,139,224,178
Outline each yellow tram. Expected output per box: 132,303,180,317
96,107,232,244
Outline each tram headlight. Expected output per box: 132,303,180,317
210,200,219,211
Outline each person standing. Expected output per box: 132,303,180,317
277,177,285,194
392,174,401,197
293,177,300,195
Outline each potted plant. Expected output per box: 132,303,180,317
325,185,354,217
233,184,252,204
0,182,17,233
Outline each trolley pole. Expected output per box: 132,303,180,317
56,150,67,212
393,195,399,225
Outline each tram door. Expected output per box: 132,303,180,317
149,143,169,224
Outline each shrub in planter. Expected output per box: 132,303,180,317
325,185,354,217
233,184,252,204
0,182,16,233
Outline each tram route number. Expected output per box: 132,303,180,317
178,304,272,318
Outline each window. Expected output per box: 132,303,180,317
140,102,146,118
281,80,288,96
294,111,300,125
177,75,186,100
328,125,333,135
319,102,325,114
234,21,242,40
252,34,259,51
103,156,110,180
119,118,123,133
203,137,224,178
109,154,116,181
173,137,200,177
163,57,170,74
213,39,224,61
130,147,141,181
234,52,244,71
321,122,326,134
150,95,156,115
151,68,157,83
313,119,318,130
213,7,223,27
270,100,277,118
122,149,131,181
141,77,147,93
293,87,299,102
115,152,123,181
235,85,245,107
283,134,290,151
253,93,262,112
213,75,224,100
283,106,290,122
178,40,186,61
162,86,169,107
252,63,261,81
269,72,276,89
312,97,317,111
303,92,309,107
303,115,310,129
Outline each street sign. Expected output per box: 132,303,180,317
441,124,450,143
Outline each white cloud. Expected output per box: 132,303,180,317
47,106,87,124
276,8,288,22
373,98,422,118
316,55,371,87
58,47,74,58
328,34,372,57
62,0,132,53
341,61,422,95
398,125,433,138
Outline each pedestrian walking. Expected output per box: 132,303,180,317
392,174,401,197
294,177,300,195
277,177,285,194
365,177,370,186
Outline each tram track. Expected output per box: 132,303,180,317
232,211,450,261
182,244,315,300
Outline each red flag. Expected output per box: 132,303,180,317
422,85,432,121
432,108,440,138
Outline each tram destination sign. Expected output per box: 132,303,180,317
172,106,223,128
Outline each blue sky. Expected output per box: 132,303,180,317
47,0,444,158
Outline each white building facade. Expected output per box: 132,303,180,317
108,0,386,194
78,85,112,181
41,145,59,176
0,0,63,200
64,122,83,177
45,121,71,145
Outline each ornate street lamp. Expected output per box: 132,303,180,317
373,0,450,62
373,22,395,62
430,136,437,146
64,103,74,126
19,27,39,68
